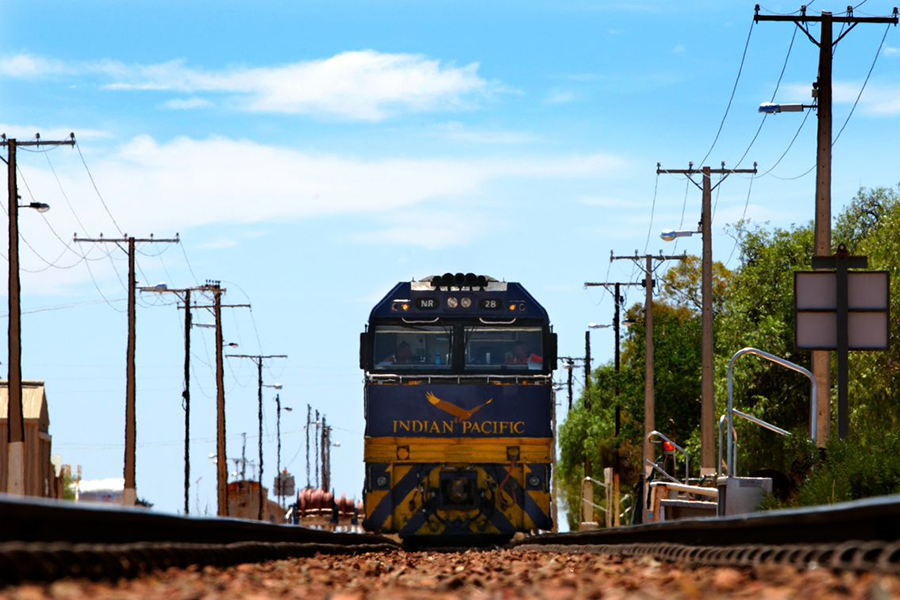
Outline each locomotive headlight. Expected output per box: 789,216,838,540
447,297,459,308
528,475,541,488
376,475,388,488
460,297,472,309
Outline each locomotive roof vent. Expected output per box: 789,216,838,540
423,273,496,290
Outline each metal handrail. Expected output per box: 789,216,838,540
735,408,791,436
718,414,737,476
646,430,690,481
648,481,718,498
644,459,681,484
726,347,816,477
718,410,790,477
581,476,611,522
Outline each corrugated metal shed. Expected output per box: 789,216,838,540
0,380,59,497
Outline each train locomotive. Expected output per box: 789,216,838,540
360,273,557,543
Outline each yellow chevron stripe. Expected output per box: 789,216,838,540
365,437,552,463
365,490,389,520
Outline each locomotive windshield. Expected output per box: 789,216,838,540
372,325,453,371
464,326,543,371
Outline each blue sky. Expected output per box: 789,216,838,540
1,1,898,518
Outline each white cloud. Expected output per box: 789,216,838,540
9,135,626,273
161,97,214,110
884,47,899,56
429,122,538,144
0,54,69,77
0,51,494,122
544,90,577,105
349,210,494,249
672,44,686,54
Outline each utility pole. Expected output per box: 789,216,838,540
315,409,320,489
74,233,179,506
227,353,287,520
557,356,586,412
142,284,220,514
321,417,330,492
657,163,757,476
754,4,898,445
306,404,312,488
186,283,250,516
584,331,592,394
611,251,686,512
3,133,73,496
275,393,282,507
585,279,643,525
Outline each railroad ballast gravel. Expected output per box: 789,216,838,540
3,549,900,599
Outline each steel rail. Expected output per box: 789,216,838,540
513,541,900,574
0,496,398,584
513,495,900,573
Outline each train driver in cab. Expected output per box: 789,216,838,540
378,341,414,366
506,342,542,367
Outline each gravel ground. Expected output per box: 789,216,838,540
2,549,900,599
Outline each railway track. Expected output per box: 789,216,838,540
2,494,900,587
0,496,397,584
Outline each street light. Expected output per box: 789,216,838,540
757,102,812,114
266,386,287,508
6,197,51,495
660,228,699,242
661,220,715,477
192,324,239,348
587,323,611,329
22,202,50,213
759,91,830,443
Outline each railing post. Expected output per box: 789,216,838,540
726,347,816,476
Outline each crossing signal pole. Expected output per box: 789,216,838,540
611,250,686,520
2,133,74,495
187,284,250,517
754,4,898,445
657,163,757,476
74,233,179,506
227,353,287,520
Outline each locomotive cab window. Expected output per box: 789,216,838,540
464,326,544,371
372,325,452,371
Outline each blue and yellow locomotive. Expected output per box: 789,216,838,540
360,273,557,543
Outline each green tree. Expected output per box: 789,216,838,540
714,222,817,476
835,186,900,437
557,298,703,528
559,188,900,522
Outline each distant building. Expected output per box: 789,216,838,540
77,477,125,504
227,480,284,523
0,380,61,498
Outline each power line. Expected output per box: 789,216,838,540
698,19,756,166
75,142,124,235
642,169,661,254
832,22,891,146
